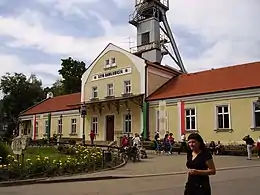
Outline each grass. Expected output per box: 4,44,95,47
23,147,68,161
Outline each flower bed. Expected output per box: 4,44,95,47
0,145,122,181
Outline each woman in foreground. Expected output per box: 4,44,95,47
184,133,216,195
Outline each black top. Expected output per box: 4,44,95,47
244,137,254,145
186,149,212,185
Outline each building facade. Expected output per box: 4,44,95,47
147,62,260,144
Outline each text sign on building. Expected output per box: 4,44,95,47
92,67,131,81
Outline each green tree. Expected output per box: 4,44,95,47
58,57,86,94
44,79,65,96
0,73,44,137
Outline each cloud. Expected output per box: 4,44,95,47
0,0,259,89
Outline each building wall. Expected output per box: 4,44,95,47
20,110,81,139
84,101,141,141
83,50,142,101
149,88,260,144
147,66,173,96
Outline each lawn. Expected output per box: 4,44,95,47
23,147,68,161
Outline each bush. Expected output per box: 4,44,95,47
0,142,11,164
0,145,122,181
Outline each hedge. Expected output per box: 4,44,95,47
142,141,259,156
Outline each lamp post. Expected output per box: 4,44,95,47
126,108,131,138
81,103,87,145
57,114,63,145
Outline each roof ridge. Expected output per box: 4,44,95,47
187,61,260,76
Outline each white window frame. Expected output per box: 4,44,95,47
107,83,114,96
215,104,231,129
91,117,98,134
124,80,131,94
185,108,197,131
111,57,116,67
58,119,63,134
45,120,48,134
35,121,38,136
123,113,132,133
92,86,98,98
252,102,260,128
155,110,159,132
105,59,110,66
71,118,77,134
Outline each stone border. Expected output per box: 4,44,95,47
0,158,127,187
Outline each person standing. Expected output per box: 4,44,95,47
184,133,216,195
90,130,96,146
242,135,254,160
256,136,260,159
178,133,187,154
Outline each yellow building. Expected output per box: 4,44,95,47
147,62,260,144
19,43,179,143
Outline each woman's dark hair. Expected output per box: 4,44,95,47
187,133,206,151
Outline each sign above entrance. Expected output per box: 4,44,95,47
92,67,131,81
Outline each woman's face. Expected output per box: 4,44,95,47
188,139,200,151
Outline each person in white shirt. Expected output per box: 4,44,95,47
133,133,141,147
178,133,187,154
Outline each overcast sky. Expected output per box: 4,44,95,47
0,0,259,87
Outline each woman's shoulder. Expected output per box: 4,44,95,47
201,149,213,160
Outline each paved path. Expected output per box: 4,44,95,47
56,154,260,179
1,165,260,195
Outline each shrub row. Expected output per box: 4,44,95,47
142,141,259,156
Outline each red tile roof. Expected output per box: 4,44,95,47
147,61,260,101
20,93,81,116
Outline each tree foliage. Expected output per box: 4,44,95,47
58,57,86,94
0,73,45,137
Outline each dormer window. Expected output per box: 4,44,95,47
111,57,116,64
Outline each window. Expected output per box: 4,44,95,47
91,117,98,134
185,108,196,131
58,119,63,134
105,59,110,65
71,119,77,134
107,83,114,96
111,57,116,64
92,86,98,98
141,32,150,45
253,102,260,128
124,80,131,94
45,120,48,134
216,105,230,129
35,122,38,136
124,114,132,133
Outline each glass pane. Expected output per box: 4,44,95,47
191,117,196,129
218,115,223,128
128,121,132,132
255,112,260,127
185,109,190,116
223,114,230,128
217,106,222,114
186,117,190,130
223,106,229,113
255,103,260,111
190,109,195,115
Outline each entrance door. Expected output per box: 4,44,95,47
106,115,115,141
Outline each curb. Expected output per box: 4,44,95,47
0,159,127,187
128,164,260,179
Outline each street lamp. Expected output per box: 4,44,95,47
81,103,87,145
126,108,131,138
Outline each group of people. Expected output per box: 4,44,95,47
154,131,187,155
243,135,260,160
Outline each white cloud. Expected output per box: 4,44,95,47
0,0,259,89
